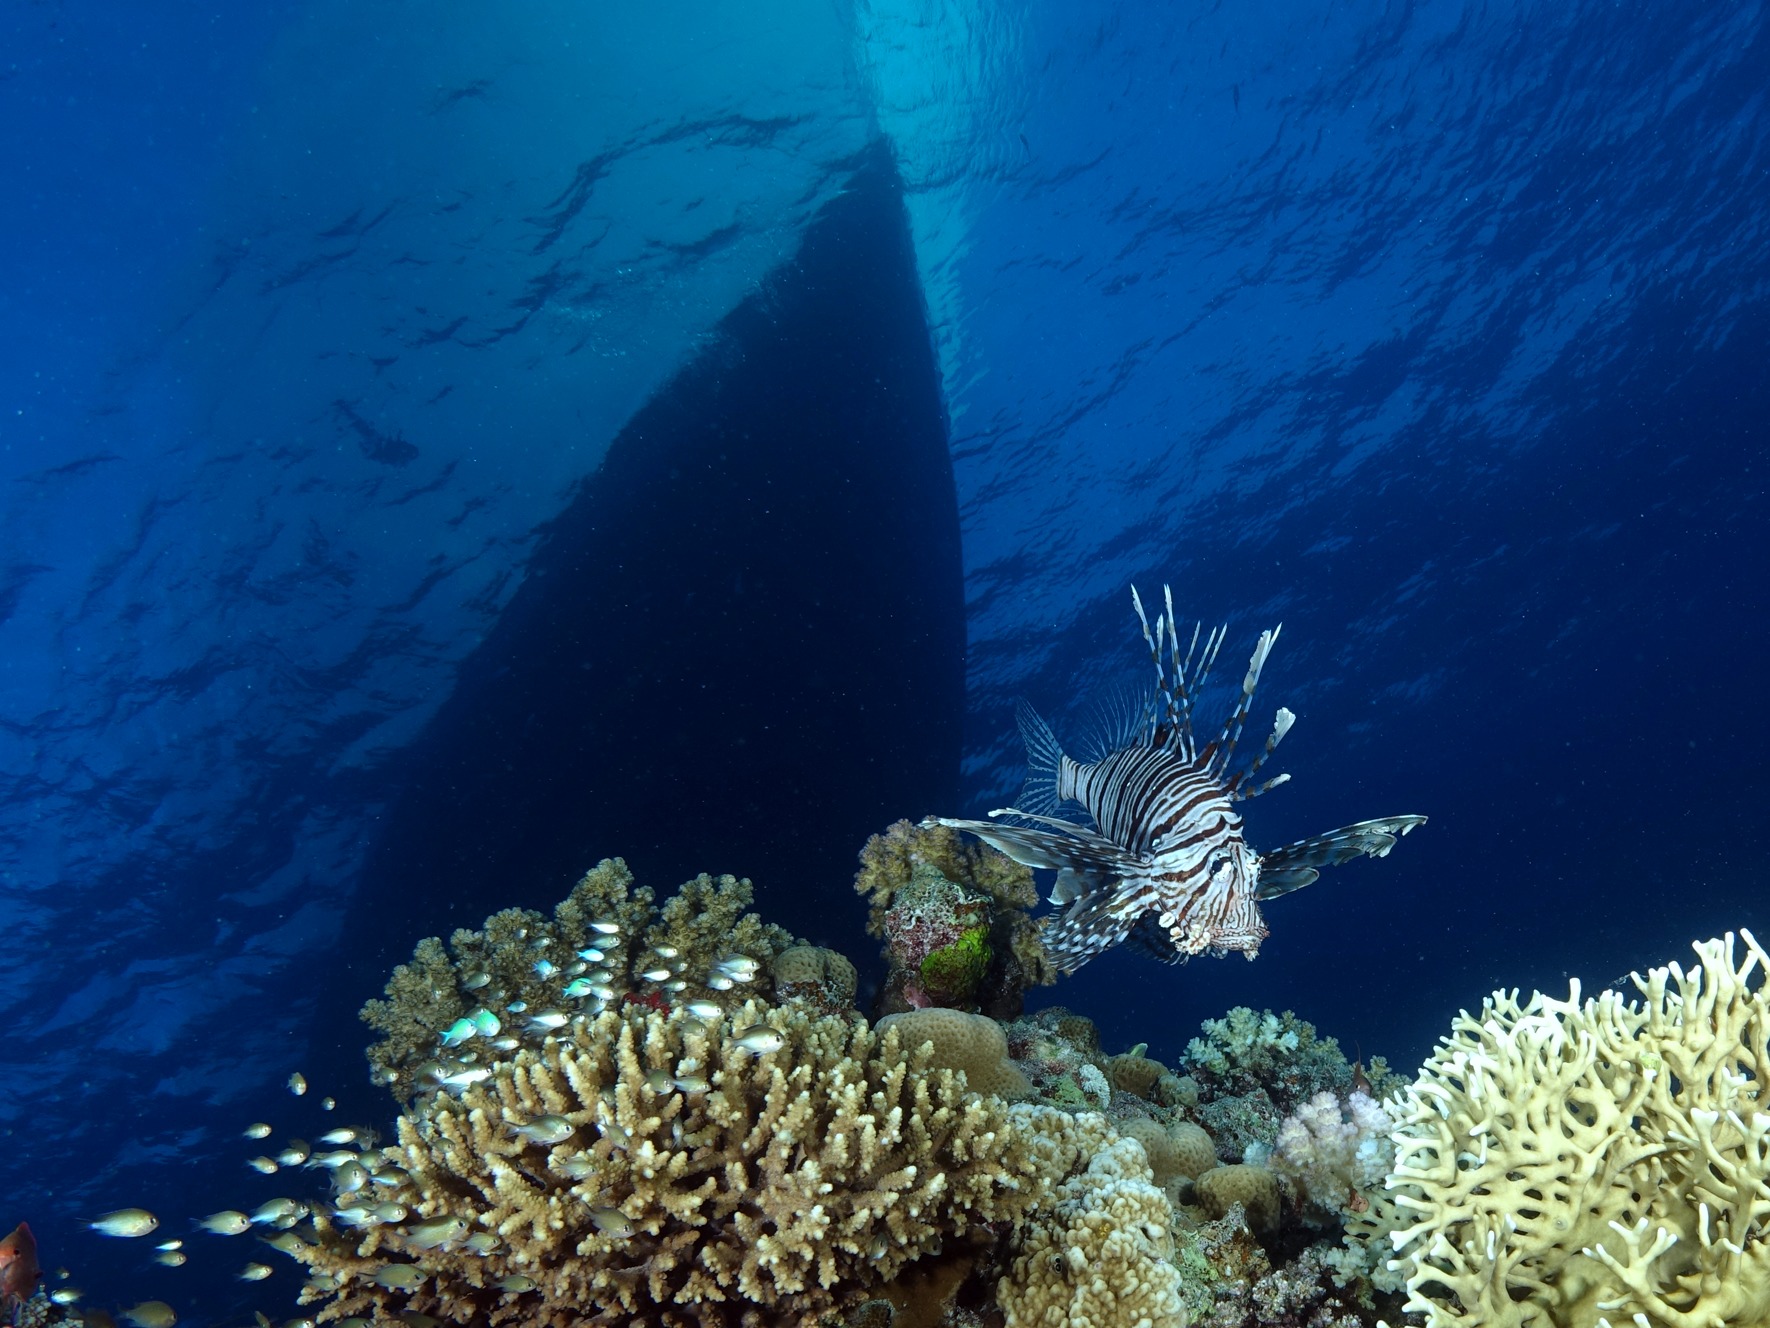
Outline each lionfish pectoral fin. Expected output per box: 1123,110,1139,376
1126,912,1187,965
921,813,1137,876
1039,890,1140,975
1255,814,1428,900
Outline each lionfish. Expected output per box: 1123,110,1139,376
928,585,1426,974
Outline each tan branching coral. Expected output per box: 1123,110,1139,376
361,860,799,1097
855,819,1037,932
295,1001,1072,1327
998,1134,1186,1328
1372,930,1770,1328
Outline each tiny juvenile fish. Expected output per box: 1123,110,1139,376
374,1264,426,1291
249,1199,303,1226
246,1155,280,1174
639,968,672,983
238,1263,274,1281
90,1210,159,1238
123,1301,177,1328
155,1240,183,1252
50,1289,82,1305
276,1141,311,1167
287,1072,308,1096
469,1008,501,1036
197,1211,252,1236
525,1011,570,1032
532,959,557,979
439,1018,477,1048
404,1217,468,1251
588,1207,635,1238
243,1123,273,1140
588,918,622,935
461,970,492,990
511,1116,574,1146
461,1232,498,1255
682,1001,723,1021
731,1026,785,1054
495,1275,536,1293
153,1252,186,1268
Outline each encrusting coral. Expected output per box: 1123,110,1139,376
998,1134,1187,1328
292,1001,1070,1328
854,820,1053,1016
361,859,801,1098
1365,930,1770,1328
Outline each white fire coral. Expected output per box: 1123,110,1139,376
1376,930,1770,1328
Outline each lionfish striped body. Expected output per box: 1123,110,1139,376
928,585,1426,974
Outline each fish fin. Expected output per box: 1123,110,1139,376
1256,814,1428,899
922,814,1138,878
1126,912,1187,965
1013,700,1066,816
1039,887,1144,974
1205,624,1281,779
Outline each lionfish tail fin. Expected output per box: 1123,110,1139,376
1013,700,1066,816
1255,814,1428,899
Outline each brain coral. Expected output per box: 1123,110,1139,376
1374,930,1770,1328
876,1008,1033,1098
1196,1164,1281,1235
289,1001,1062,1327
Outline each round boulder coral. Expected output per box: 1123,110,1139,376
1196,1163,1281,1235
1169,1120,1217,1178
770,944,857,1014
877,1008,1033,1099
1105,1051,1169,1099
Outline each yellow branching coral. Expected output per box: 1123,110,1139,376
294,1001,1070,1327
361,860,799,1098
1374,930,1770,1328
854,819,1037,935
997,1133,1186,1328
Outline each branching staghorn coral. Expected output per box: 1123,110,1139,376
361,859,801,1098
1365,930,1770,1328
294,1001,1076,1328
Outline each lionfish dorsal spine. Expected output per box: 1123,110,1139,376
1208,623,1281,779
1230,706,1294,801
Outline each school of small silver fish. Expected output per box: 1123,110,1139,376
53,913,784,1327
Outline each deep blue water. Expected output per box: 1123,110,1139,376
3,0,1767,1319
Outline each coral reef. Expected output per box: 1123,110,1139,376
876,1008,1034,1098
1365,930,1770,1327
1195,1164,1281,1235
769,944,857,1015
293,1002,1065,1328
998,1135,1186,1328
1266,1090,1394,1226
361,860,802,1098
854,820,1052,1017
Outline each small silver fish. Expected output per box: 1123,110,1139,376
249,1199,302,1226
643,1069,674,1094
588,919,622,935
575,947,604,963
287,1072,308,1096
320,1097,336,1111
682,1001,723,1021
587,983,619,1002
156,1239,183,1251
238,1263,274,1282
374,1264,427,1291
561,977,597,999
307,1149,359,1169
153,1251,186,1267
437,1066,492,1090
260,1232,307,1256
462,970,492,990
707,974,736,991
123,1302,177,1328
526,1011,569,1032
489,1036,523,1052
470,1007,501,1036
90,1209,159,1238
732,1025,785,1054
439,1018,477,1047
639,968,672,983
461,1232,498,1255
653,945,680,960
506,1000,529,1013
532,959,557,979
663,979,689,992
371,1168,409,1188
405,1216,468,1251
276,1141,311,1167
589,1207,635,1238
554,1153,596,1180
246,1155,279,1174
330,1207,376,1229
333,1160,370,1194
674,1075,711,1093
197,1211,252,1236
243,1123,273,1140
495,1275,537,1293
317,1126,366,1146
373,1203,409,1224
49,1289,82,1305
511,1115,574,1146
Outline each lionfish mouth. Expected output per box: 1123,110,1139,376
926,583,1427,974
